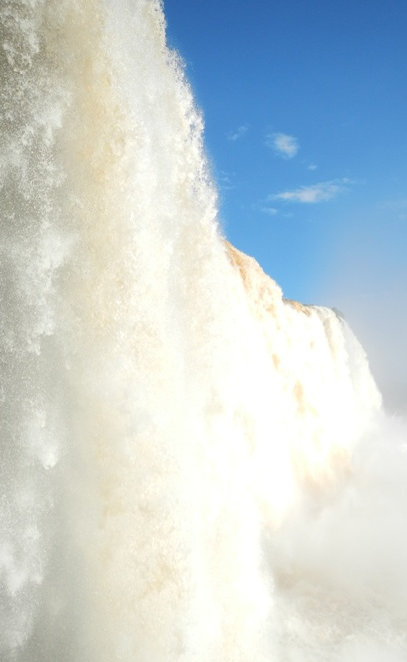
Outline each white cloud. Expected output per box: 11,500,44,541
266,132,299,159
227,125,249,141
260,206,278,216
270,178,351,204
307,163,318,171
218,171,235,191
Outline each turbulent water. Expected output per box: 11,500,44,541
1,1,407,660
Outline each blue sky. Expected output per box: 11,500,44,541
165,0,407,408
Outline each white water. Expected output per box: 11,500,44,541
1,1,406,660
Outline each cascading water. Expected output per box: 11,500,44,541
1,1,406,660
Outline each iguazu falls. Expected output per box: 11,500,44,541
1,1,406,661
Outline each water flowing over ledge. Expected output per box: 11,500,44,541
1,2,406,660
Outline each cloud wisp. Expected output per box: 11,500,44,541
270,178,351,204
227,125,249,142
266,132,299,159
260,206,278,216
218,171,235,191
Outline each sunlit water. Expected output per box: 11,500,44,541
1,2,406,660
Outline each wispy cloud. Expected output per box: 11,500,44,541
266,132,299,159
260,206,278,216
270,178,351,204
218,170,235,191
227,125,249,142
307,163,318,171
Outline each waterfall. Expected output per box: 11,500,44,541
1,2,406,660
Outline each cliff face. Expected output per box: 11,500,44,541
225,240,311,316
224,240,381,491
